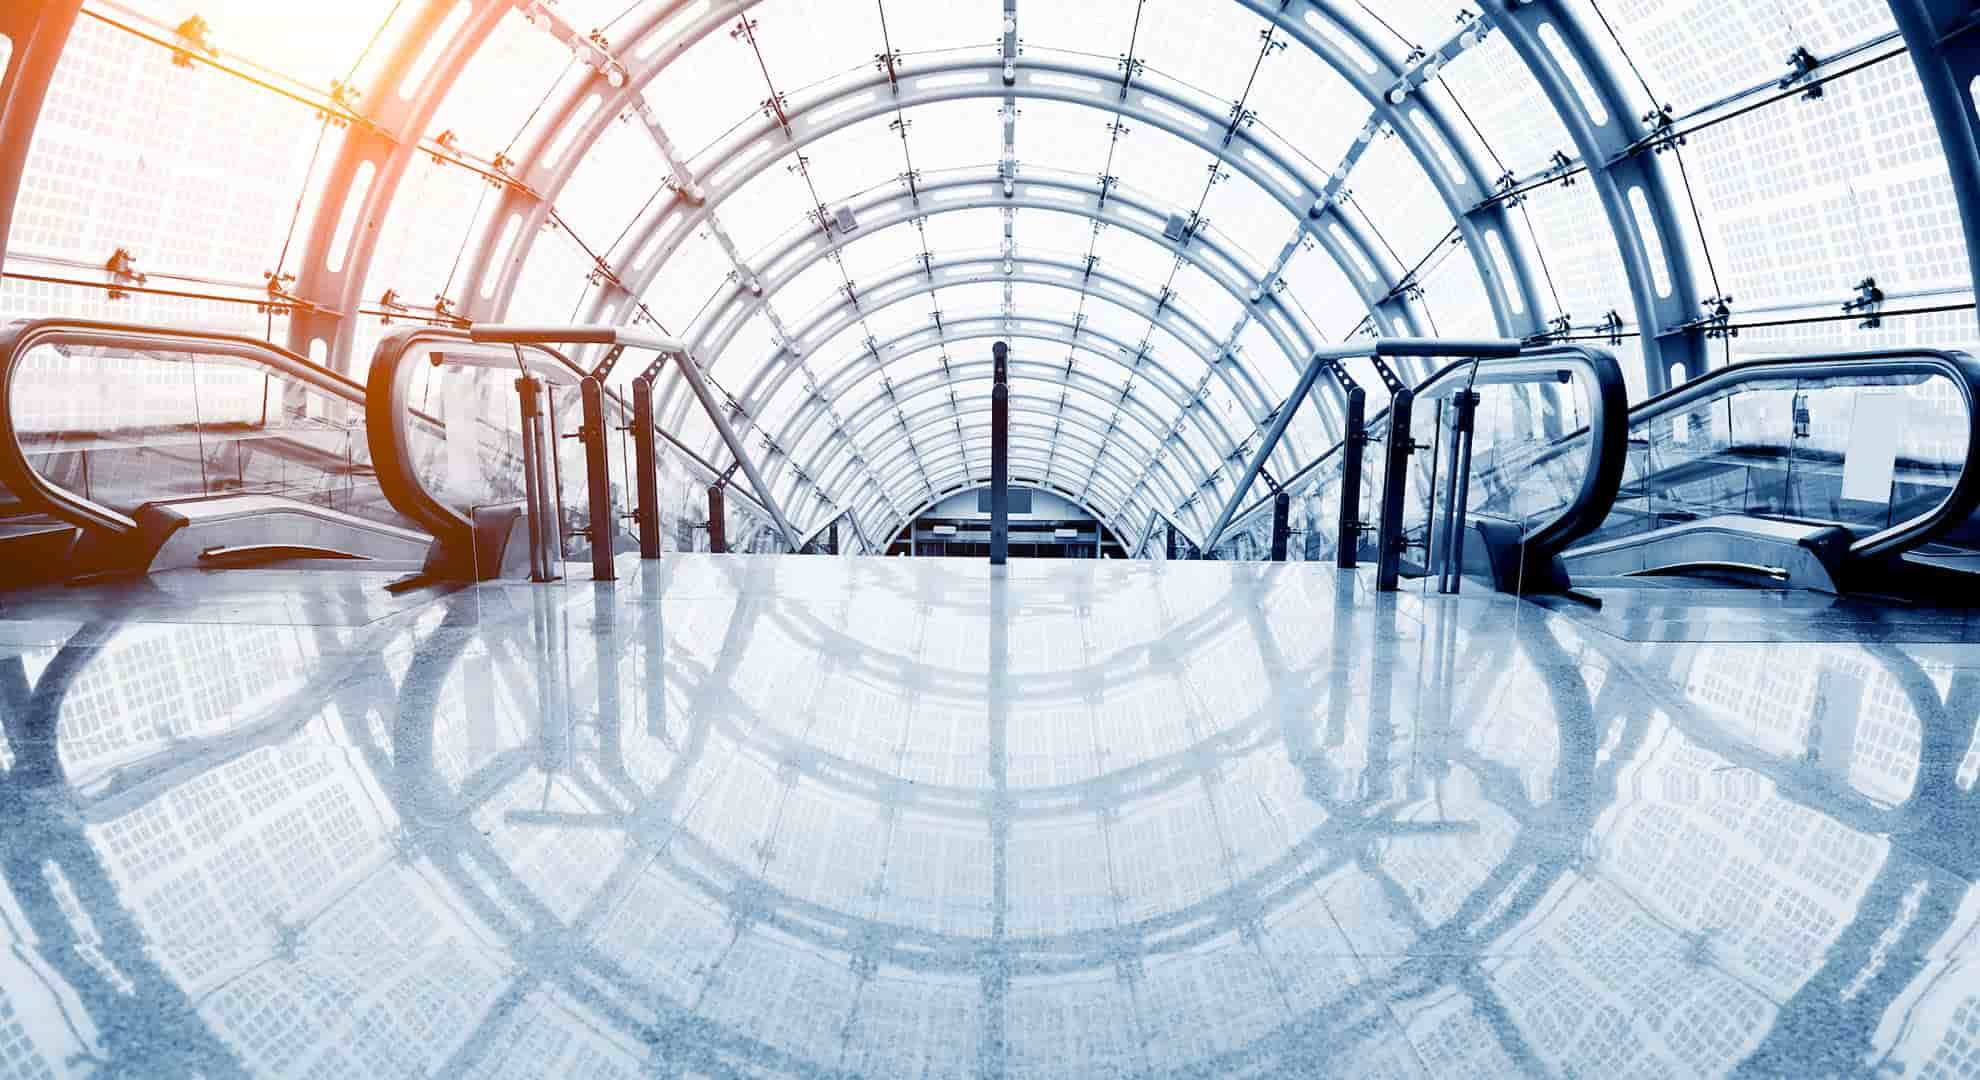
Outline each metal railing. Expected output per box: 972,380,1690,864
1200,338,1630,593
367,324,801,580
0,318,433,572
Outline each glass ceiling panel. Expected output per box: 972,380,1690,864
1438,33,1574,179
909,99,1004,175
1197,173,1296,278
1018,0,1139,59
555,110,666,254
1349,132,1454,268
1106,123,1220,220
726,151,826,259
916,208,1008,261
1021,210,1100,260
1008,283,1085,323
1414,240,1497,338
799,114,906,211
1278,238,1369,340
424,10,574,157
1130,0,1274,105
1246,44,1367,177
362,154,495,315
508,224,597,324
1170,263,1244,331
1671,58,1965,306
1088,225,1181,290
643,227,733,331
869,0,998,55
770,255,851,324
1582,0,1895,118
1015,99,1113,179
120,0,407,88
1343,2,1473,55
1516,174,1634,330
835,225,930,287
741,0,885,101
643,22,758,163
16,16,343,285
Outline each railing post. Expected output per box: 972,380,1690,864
707,484,727,553
991,341,1010,566
1438,389,1479,594
1324,360,1366,570
577,376,616,582
629,375,662,559
1270,492,1291,561
515,376,558,583
1371,358,1416,592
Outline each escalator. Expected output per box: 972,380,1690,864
1211,344,1980,603
0,319,435,586
1495,349,1980,598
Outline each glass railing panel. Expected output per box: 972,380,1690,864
10,340,411,530
1785,373,1970,538
1577,369,1975,550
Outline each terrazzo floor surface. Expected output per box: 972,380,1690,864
3,554,1980,1077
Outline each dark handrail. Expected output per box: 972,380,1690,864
366,327,779,575
1470,348,1980,564
0,318,374,540
1216,343,1629,574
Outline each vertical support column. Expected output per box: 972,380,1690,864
1165,524,1180,561
1332,369,1367,570
1372,358,1417,593
990,341,1011,566
0,0,83,270
707,484,727,553
828,520,839,556
630,376,662,559
1438,390,1479,595
515,376,558,583
1893,1,1980,335
579,376,617,583
1270,492,1291,561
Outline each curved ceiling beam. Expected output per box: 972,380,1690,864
1481,0,1707,393
665,253,1326,529
805,367,1202,521
284,0,512,372
1239,1,1548,338
527,52,1424,351
775,316,1239,489
683,168,1324,400
778,340,1229,522
823,394,1193,522
661,183,1293,484
453,1,1516,355
700,228,1301,523
589,52,1424,344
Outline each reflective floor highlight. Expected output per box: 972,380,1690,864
3,555,1980,1077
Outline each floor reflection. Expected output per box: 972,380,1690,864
2,556,1979,1077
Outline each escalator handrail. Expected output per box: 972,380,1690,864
1217,343,1629,562
1490,348,1980,563
366,327,778,569
0,318,373,538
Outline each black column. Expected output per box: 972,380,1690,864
630,376,662,559
579,376,616,582
1270,491,1292,561
707,485,726,553
990,341,1010,566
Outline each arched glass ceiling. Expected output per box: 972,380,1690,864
4,0,1974,545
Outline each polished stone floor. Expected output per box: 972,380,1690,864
3,554,1980,1077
